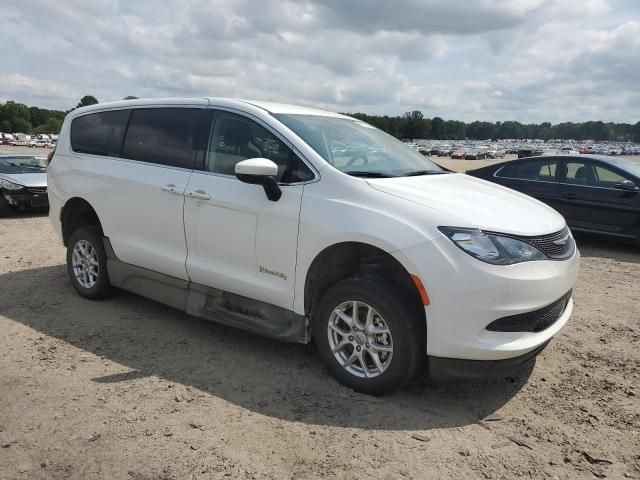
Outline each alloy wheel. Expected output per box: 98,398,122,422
327,300,393,378
71,239,99,289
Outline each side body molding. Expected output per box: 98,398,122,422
103,237,309,343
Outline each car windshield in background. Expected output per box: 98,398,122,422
0,156,47,174
275,114,445,177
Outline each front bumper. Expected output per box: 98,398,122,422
3,188,49,209
428,341,550,381
394,235,580,361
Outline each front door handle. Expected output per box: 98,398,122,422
161,184,184,195
562,192,578,200
185,189,211,200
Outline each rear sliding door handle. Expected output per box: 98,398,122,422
185,189,211,200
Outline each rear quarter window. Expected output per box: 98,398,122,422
70,110,130,156
495,163,519,178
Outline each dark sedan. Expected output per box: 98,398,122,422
467,155,640,242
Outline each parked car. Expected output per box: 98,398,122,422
14,133,31,146
467,155,640,242
48,98,579,394
1,133,16,145
0,155,49,215
29,138,48,148
450,150,465,159
517,148,543,158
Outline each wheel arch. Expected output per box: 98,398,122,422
61,197,103,246
303,241,426,331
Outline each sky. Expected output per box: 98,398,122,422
1,0,639,123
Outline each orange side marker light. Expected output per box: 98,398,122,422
411,275,430,305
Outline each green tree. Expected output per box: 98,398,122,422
632,121,640,142
75,95,99,109
466,121,495,140
430,117,445,139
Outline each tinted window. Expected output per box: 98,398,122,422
564,161,596,186
496,163,519,178
594,165,629,188
71,110,129,156
205,112,314,183
497,159,558,181
122,108,200,168
538,159,558,181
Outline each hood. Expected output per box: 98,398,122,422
0,172,47,188
367,173,565,236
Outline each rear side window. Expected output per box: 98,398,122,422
564,161,596,186
70,110,129,156
122,108,200,168
497,159,558,182
496,163,519,178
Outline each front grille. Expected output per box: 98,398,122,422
26,187,47,194
486,290,572,333
510,226,574,259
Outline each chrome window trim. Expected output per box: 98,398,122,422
68,151,195,173
69,105,205,171
493,166,559,185
493,165,637,192
68,104,320,184
202,105,320,185
69,103,207,123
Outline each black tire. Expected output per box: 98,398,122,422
312,276,426,395
66,225,115,299
0,193,11,217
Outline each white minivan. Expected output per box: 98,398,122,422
48,98,579,394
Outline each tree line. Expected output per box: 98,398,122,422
0,95,130,134
348,110,640,142
2,96,639,141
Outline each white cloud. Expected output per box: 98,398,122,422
0,0,637,123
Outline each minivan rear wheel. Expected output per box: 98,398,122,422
313,276,425,395
66,225,114,299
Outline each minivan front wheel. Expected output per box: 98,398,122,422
327,300,394,379
66,226,114,299
313,277,425,395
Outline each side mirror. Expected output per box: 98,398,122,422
235,158,282,201
614,179,639,192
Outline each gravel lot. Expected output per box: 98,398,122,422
0,147,639,479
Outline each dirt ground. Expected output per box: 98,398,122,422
1,149,639,479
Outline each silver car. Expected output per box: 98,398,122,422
0,155,49,216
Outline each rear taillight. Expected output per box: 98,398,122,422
47,150,55,165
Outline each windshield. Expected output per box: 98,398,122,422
275,114,444,177
0,156,47,174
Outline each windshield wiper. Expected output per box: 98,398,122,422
19,164,46,171
401,170,450,177
344,171,396,178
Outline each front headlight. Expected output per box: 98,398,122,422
439,227,547,265
0,178,25,191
